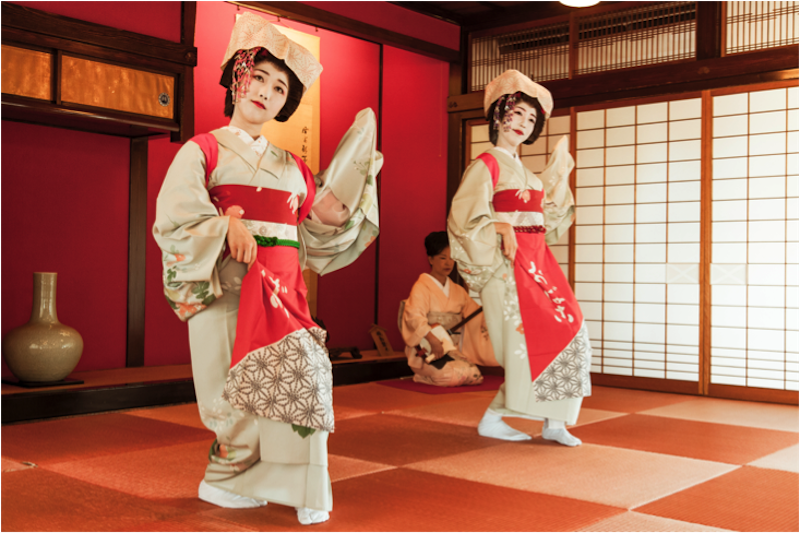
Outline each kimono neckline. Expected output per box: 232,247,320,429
214,128,288,182
488,147,532,190
422,273,451,298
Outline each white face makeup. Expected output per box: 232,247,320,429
495,100,537,153
229,60,290,138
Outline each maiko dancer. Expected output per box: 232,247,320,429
153,12,381,525
448,70,591,446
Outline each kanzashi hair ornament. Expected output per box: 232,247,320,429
231,48,261,103
493,91,522,131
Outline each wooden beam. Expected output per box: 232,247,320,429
1,3,197,67
696,1,723,61
708,384,799,406
390,1,466,26
126,137,148,368
174,2,197,143
448,47,799,113
234,1,460,63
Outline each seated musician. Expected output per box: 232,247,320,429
399,232,495,387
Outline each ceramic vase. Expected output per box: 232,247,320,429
2,272,83,383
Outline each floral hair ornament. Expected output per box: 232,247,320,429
493,91,522,131
230,48,261,104
483,69,554,121
221,12,323,93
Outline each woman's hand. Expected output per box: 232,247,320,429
226,217,257,270
494,222,518,262
424,331,445,361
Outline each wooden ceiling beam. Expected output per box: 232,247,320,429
235,1,460,62
390,1,466,26
448,46,799,112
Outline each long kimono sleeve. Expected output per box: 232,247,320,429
538,136,576,245
401,282,432,347
152,141,230,320
447,159,504,292
299,108,382,275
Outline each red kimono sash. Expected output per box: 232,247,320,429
192,132,323,372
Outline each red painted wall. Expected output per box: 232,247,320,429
2,2,448,374
378,46,450,349
10,1,181,42
301,1,460,51
1,122,130,375
144,2,382,364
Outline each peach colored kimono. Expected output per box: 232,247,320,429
401,274,495,386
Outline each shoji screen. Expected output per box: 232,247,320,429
710,85,799,392
466,114,572,280
574,96,703,384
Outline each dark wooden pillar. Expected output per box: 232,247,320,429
696,1,723,61
126,137,148,367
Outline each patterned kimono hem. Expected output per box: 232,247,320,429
223,327,335,433
530,321,592,403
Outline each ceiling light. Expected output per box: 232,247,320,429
560,0,601,7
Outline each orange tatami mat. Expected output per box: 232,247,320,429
2,383,797,532
569,413,799,464
2,413,212,466
328,413,501,466
637,466,799,532
405,441,736,509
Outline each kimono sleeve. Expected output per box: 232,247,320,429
299,108,382,275
152,140,230,319
447,159,504,292
537,136,576,245
401,281,432,347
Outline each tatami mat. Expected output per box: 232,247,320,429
637,466,799,532
578,511,731,532
332,382,486,412
405,442,737,509
1,468,203,532
386,396,625,430
581,386,693,413
126,403,210,429
1,413,211,466
569,413,799,464
328,413,502,466
318,469,624,532
2,383,796,531
748,444,799,473
640,397,800,432
1,456,36,473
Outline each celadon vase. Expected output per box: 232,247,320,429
2,272,83,383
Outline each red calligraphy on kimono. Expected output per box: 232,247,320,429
493,190,583,382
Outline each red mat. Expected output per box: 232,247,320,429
377,374,504,394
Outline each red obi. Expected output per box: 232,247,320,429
492,189,544,214
209,185,298,225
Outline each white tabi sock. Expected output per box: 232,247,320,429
477,408,532,441
198,480,268,509
541,418,582,447
296,507,330,525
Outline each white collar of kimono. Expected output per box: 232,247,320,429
222,125,269,157
494,146,523,168
425,273,450,297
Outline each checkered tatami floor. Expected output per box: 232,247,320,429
2,383,797,531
